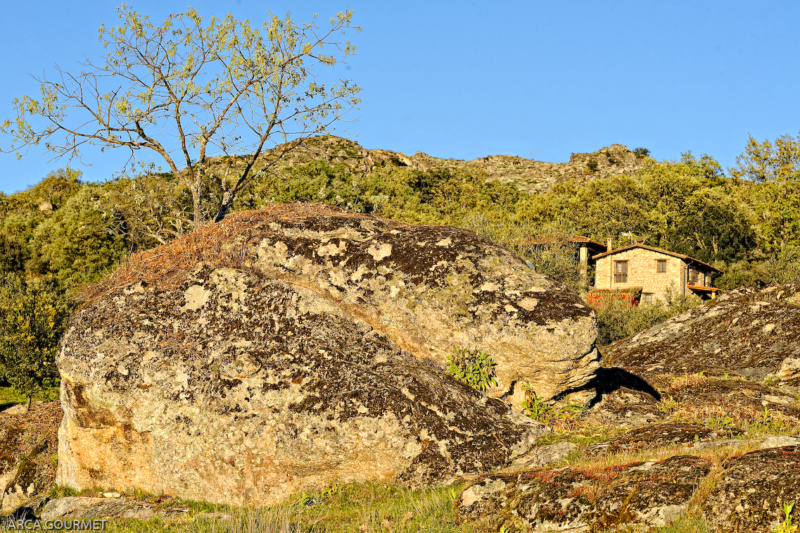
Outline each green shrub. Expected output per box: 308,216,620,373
446,348,497,391
772,502,798,533
0,275,71,410
458,215,586,294
520,383,585,429
586,159,599,173
766,245,800,284
592,288,701,346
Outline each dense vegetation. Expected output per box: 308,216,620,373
0,134,798,398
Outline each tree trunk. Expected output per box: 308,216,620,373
213,191,234,224
191,186,203,229
25,395,31,413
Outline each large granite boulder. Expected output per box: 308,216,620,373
57,204,598,505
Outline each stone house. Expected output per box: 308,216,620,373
592,244,723,302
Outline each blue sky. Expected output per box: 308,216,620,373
1,1,799,194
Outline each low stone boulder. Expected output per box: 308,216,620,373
582,366,800,433
84,204,599,405
41,496,188,521
457,455,712,531
586,423,743,457
58,266,547,505
56,204,594,505
703,446,800,532
603,283,800,383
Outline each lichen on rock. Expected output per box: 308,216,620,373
457,455,712,531
57,204,603,505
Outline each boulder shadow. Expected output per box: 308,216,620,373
555,367,661,408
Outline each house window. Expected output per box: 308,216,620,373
657,260,667,273
614,261,628,283
643,293,654,303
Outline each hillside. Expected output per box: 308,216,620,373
206,135,650,195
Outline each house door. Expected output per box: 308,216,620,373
614,261,628,283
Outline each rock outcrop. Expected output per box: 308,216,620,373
703,446,800,532
447,282,800,532
56,204,599,505
603,283,800,383
458,455,713,531
206,136,649,196
41,496,187,521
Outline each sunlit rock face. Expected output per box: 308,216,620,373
56,204,598,505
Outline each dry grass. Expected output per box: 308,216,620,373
78,203,393,306
104,481,485,533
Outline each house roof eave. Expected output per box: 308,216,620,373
592,244,723,274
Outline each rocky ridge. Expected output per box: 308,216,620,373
204,136,649,195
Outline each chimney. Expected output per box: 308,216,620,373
606,238,612,251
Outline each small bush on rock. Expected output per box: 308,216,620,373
772,502,798,533
520,383,585,430
446,348,497,391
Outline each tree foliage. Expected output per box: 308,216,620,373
591,288,700,346
1,133,799,303
0,275,70,409
2,5,361,227
27,186,126,284
731,133,800,183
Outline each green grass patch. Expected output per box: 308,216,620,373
0,385,59,409
106,481,486,533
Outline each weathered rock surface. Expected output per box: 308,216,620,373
703,446,800,533
579,366,800,435
451,283,800,532
502,441,578,473
0,402,61,513
586,423,743,457
458,455,712,531
74,204,600,404
41,497,188,521
55,204,600,505
603,283,800,383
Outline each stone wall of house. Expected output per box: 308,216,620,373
595,248,687,302
686,267,712,287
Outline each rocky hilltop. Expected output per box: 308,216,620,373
205,136,648,195
55,203,598,505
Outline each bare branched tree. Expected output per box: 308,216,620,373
2,5,361,227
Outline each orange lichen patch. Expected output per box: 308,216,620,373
79,203,401,305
